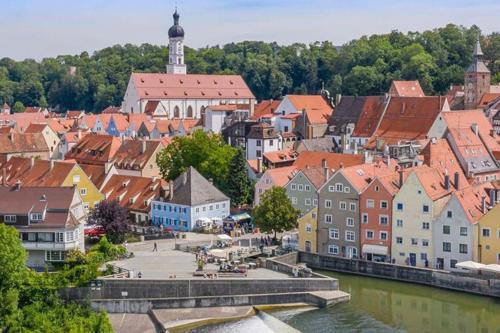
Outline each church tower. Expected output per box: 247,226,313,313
464,39,490,109
166,9,187,75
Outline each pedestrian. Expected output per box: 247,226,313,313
153,242,158,252
425,259,429,268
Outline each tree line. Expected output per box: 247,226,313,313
1,24,499,113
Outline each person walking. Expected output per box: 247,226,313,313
153,242,158,252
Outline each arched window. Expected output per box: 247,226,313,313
187,106,193,118
173,106,180,118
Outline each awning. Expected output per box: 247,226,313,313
482,264,500,274
456,261,486,270
216,234,232,241
362,244,388,256
228,213,252,221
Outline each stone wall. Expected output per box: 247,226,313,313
299,251,500,298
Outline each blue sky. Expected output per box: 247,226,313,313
1,0,499,60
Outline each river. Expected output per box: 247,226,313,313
194,271,500,333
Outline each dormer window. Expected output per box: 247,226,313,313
30,213,43,221
4,215,16,223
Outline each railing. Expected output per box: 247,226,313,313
22,241,81,251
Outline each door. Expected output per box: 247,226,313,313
305,241,311,253
410,253,417,266
347,247,358,259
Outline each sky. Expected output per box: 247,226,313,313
1,0,499,60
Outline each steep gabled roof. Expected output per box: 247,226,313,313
113,139,163,171
286,95,333,114
454,182,492,224
167,166,229,206
329,96,385,137
389,81,425,97
262,166,297,188
301,167,327,189
413,165,453,201
293,152,364,171
252,99,281,120
131,73,255,100
0,157,76,187
0,132,49,154
102,174,161,213
340,160,397,193
65,133,121,165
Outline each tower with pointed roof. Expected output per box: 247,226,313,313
464,39,490,109
166,9,186,75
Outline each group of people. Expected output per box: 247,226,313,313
259,235,272,252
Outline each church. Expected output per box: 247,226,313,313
121,10,255,118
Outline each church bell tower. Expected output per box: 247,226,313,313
464,39,490,109
166,9,187,75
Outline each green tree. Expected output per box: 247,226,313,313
156,130,236,192
253,187,300,239
12,101,25,113
226,149,252,206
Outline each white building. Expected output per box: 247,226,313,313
121,10,255,118
0,186,86,269
246,123,282,160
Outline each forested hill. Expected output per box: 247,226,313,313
1,24,499,113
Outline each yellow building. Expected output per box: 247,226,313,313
478,204,500,264
62,164,105,211
298,207,318,253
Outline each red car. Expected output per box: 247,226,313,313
84,225,106,237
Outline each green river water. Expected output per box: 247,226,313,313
195,271,500,333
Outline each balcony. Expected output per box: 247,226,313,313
22,241,82,251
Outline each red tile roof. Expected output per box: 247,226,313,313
293,152,365,171
351,97,387,137
111,114,129,132
79,164,109,190
252,100,281,120
24,107,44,113
365,96,446,149
478,93,500,108
263,149,297,164
66,110,84,119
286,95,333,114
454,182,492,224
113,139,163,171
389,81,425,97
264,166,298,187
0,133,49,154
65,133,121,165
102,106,121,114
102,175,162,213
24,123,49,134
131,73,255,100
413,165,453,201
341,160,397,192
301,167,327,189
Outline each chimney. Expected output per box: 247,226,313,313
2,167,6,186
8,133,13,143
77,130,82,139
169,180,174,200
399,170,404,188
322,159,329,179
183,171,187,185
490,189,496,207
257,157,263,174
471,123,479,137
141,139,147,154
339,162,344,169
14,179,21,191
335,94,342,106
454,172,460,190
490,129,496,138
482,196,487,214
50,160,54,170
444,172,450,191
364,151,373,164
30,157,35,168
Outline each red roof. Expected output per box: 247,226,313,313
341,160,397,192
252,100,281,120
365,96,446,149
131,73,255,100
24,107,44,113
66,110,84,119
478,93,500,108
454,183,492,224
293,152,365,171
351,97,387,137
65,133,121,165
389,81,425,97
102,175,161,213
102,106,121,114
286,95,333,114
264,166,298,187
263,149,297,164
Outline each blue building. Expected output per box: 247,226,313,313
151,166,230,231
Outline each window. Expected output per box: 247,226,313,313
256,150,262,158
305,198,311,206
345,231,355,242
349,202,356,211
66,231,75,242
397,219,403,227
328,245,339,255
291,197,297,204
305,185,311,192
344,187,350,193
366,199,375,208
313,199,318,207
329,228,339,239
339,201,347,210
30,213,43,221
459,244,468,254
73,175,80,183
443,225,451,235
5,215,16,223
324,214,333,223
291,184,297,190
380,201,388,209
305,224,312,233
45,250,65,262
411,238,418,246
346,217,354,227
420,253,427,261
460,227,468,237
328,185,335,192
38,232,55,242
447,211,452,218
298,184,303,191
422,239,429,247
366,230,374,239
324,200,332,208
379,215,388,225
83,203,89,211
423,205,430,213
422,222,430,230
380,231,388,241
450,259,458,268
56,232,64,243
362,213,368,224
482,228,491,237
256,139,262,147
443,242,451,252
335,183,343,192
396,203,404,211
396,237,403,244
80,188,87,196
